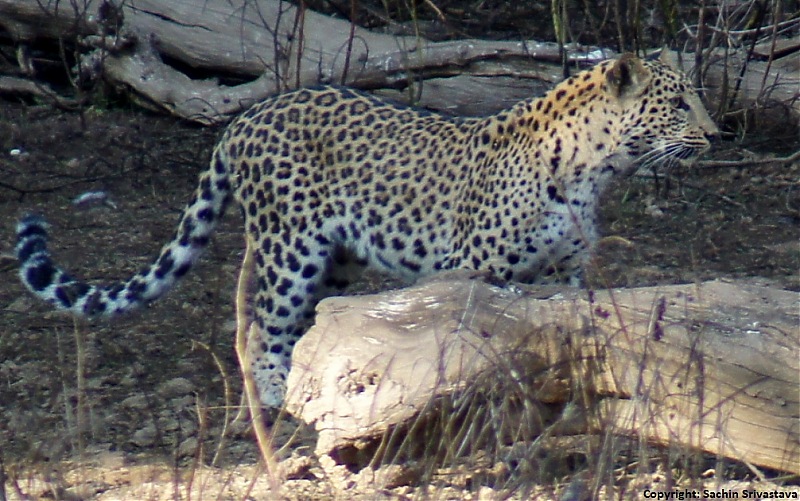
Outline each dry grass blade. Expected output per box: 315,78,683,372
234,238,282,494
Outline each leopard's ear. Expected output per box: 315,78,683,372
658,46,670,64
605,53,651,98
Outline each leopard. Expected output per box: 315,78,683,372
16,53,718,408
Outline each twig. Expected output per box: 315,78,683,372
0,76,81,109
698,150,800,169
191,340,234,468
678,177,747,208
706,18,799,39
0,169,139,196
0,450,6,501
422,0,448,23
73,318,87,455
340,0,357,85
631,172,746,208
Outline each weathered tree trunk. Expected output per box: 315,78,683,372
285,272,799,475
0,0,578,122
1,0,797,124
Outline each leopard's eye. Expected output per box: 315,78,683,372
670,96,691,111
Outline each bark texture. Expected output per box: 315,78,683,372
1,0,796,123
285,272,799,474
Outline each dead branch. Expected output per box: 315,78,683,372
699,150,800,169
2,0,797,124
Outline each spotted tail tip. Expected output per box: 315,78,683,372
15,214,51,265
16,214,65,299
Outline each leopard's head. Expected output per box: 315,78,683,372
604,53,719,169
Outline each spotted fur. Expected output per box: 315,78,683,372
16,54,718,407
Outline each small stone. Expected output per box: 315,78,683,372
644,203,664,217
120,394,149,410
131,424,157,447
157,377,195,398
177,437,199,457
279,454,313,480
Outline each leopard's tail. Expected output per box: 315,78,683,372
15,145,232,317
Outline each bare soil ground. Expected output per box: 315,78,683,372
0,92,798,500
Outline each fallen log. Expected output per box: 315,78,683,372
0,0,590,122
285,272,799,474
1,0,797,124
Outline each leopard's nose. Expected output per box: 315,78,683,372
703,120,720,142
